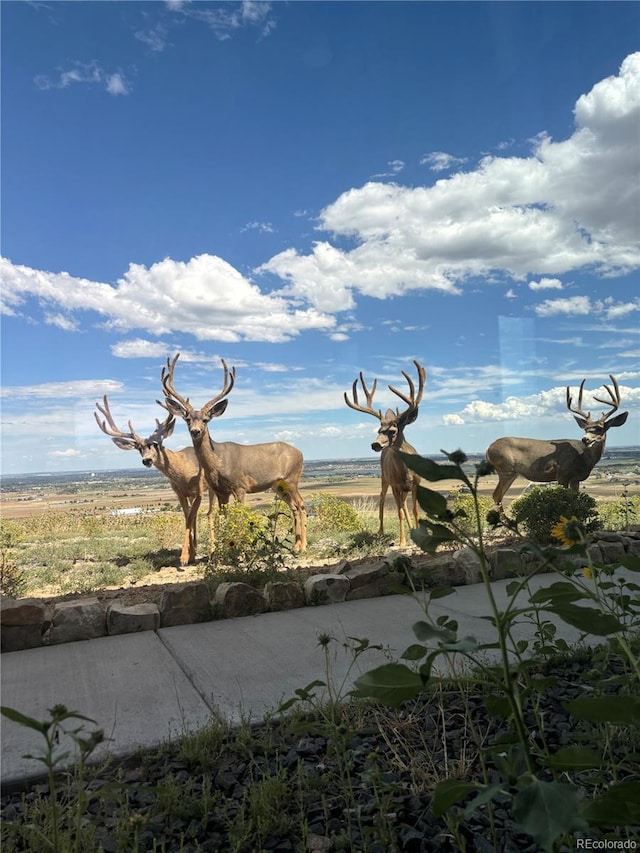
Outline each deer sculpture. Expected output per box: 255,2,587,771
344,360,426,548
158,353,308,552
94,396,215,566
486,375,628,512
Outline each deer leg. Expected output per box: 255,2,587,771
378,480,389,535
180,495,200,566
492,473,517,513
288,486,307,552
410,478,419,528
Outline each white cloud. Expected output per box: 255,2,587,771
44,313,79,331
445,382,640,425
111,339,172,359
420,151,468,172
262,54,640,309
535,295,595,317
51,448,81,458
105,73,130,96
0,254,336,343
35,61,132,95
371,160,406,178
242,221,275,233
528,277,563,291
0,379,122,399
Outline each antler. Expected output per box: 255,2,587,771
388,360,426,416
592,375,621,422
566,379,590,420
148,412,176,444
160,353,236,413
567,375,622,424
344,372,382,420
94,395,144,445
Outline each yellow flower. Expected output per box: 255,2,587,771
582,567,594,580
551,515,584,547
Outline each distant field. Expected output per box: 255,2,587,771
1,468,637,521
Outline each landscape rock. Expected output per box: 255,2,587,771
160,583,212,627
1,597,49,652
452,547,483,584
304,574,349,606
264,581,306,611
107,602,160,636
50,597,106,645
490,548,525,580
597,538,626,564
215,582,267,618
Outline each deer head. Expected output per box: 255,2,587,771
566,375,628,448
158,353,236,442
94,396,176,467
344,360,426,452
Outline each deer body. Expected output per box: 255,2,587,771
487,376,628,510
159,354,307,552
94,398,215,566
345,360,426,548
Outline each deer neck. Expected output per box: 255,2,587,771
152,446,174,477
190,429,224,486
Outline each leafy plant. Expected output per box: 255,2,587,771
0,704,108,853
510,485,601,543
308,492,363,533
351,448,640,852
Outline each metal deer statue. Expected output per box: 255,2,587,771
158,353,307,552
94,397,215,566
486,375,628,511
344,360,426,547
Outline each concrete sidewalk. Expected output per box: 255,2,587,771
0,574,601,789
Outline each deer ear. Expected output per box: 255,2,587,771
112,437,136,451
203,399,228,421
574,415,588,429
607,411,628,428
158,397,186,418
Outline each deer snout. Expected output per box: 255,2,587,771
190,427,203,440
371,441,383,452
142,458,153,468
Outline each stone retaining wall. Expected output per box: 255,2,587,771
2,531,639,653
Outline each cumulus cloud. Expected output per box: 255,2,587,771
529,277,563,291
533,294,639,320
444,381,640,425
261,53,640,310
0,254,335,343
35,61,132,95
51,448,82,458
535,295,596,317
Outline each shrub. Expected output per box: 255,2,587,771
510,486,600,543
449,487,494,537
208,503,268,568
0,522,27,598
596,490,639,531
308,493,363,533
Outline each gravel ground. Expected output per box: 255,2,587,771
2,648,638,853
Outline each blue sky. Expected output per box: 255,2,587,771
1,1,639,476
